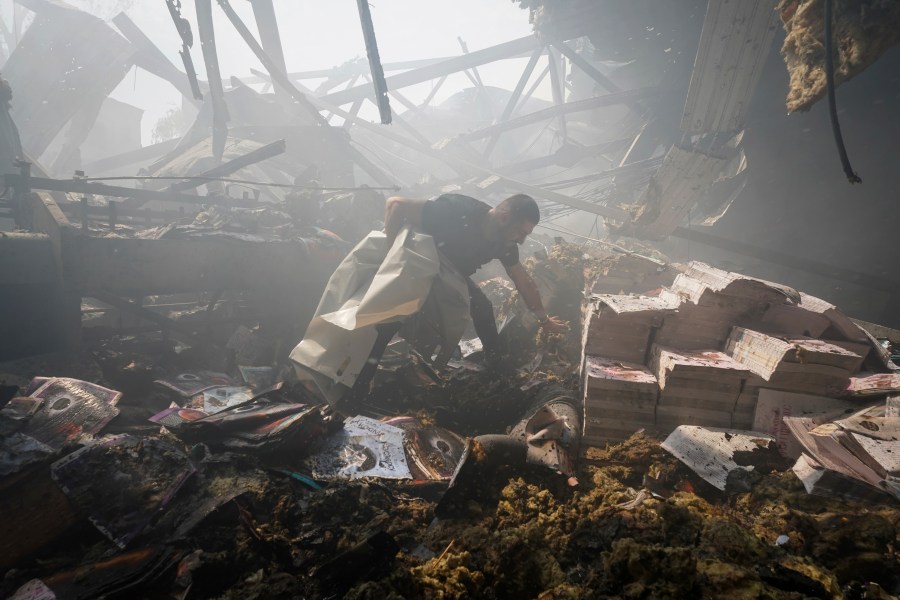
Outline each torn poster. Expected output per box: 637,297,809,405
305,416,411,480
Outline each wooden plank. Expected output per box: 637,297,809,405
167,139,286,192
851,318,900,344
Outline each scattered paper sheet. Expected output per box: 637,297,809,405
753,389,858,458
662,425,776,491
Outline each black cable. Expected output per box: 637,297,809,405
70,175,400,192
824,0,862,184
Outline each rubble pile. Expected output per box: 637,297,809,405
1,0,899,595
778,0,900,112
0,252,897,598
6,376,898,600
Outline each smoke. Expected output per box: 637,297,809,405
82,0,137,21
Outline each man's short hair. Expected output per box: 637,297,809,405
498,193,540,225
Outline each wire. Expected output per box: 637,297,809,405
824,0,862,184
70,175,401,192
534,221,637,255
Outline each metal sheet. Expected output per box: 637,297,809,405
681,0,779,133
632,145,728,239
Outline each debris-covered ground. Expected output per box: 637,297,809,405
2,244,899,600
5,399,898,599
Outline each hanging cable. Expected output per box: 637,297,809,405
824,0,862,184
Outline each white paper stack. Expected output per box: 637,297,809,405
582,294,678,364
590,253,671,295
726,327,862,397
650,345,751,433
582,356,659,445
652,263,796,351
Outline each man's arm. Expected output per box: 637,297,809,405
384,196,426,244
505,263,568,333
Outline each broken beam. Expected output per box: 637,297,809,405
356,0,391,124
460,87,660,142
547,46,568,141
168,139,286,192
196,0,229,159
306,94,628,220
552,41,648,117
82,138,181,174
483,47,543,160
5,174,225,206
248,0,290,106
216,0,397,188
323,35,540,106
113,12,202,105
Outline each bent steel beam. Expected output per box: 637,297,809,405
322,36,540,106
460,87,660,142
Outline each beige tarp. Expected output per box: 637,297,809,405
290,227,469,404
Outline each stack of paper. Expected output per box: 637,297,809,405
582,356,658,445
726,327,862,397
590,253,671,296
650,346,751,433
582,294,678,364
653,264,796,351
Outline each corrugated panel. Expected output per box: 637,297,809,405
681,0,780,133
631,146,728,239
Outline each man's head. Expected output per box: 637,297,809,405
492,194,539,244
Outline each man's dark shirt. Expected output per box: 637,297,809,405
420,193,518,277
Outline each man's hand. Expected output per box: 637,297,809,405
383,196,425,246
